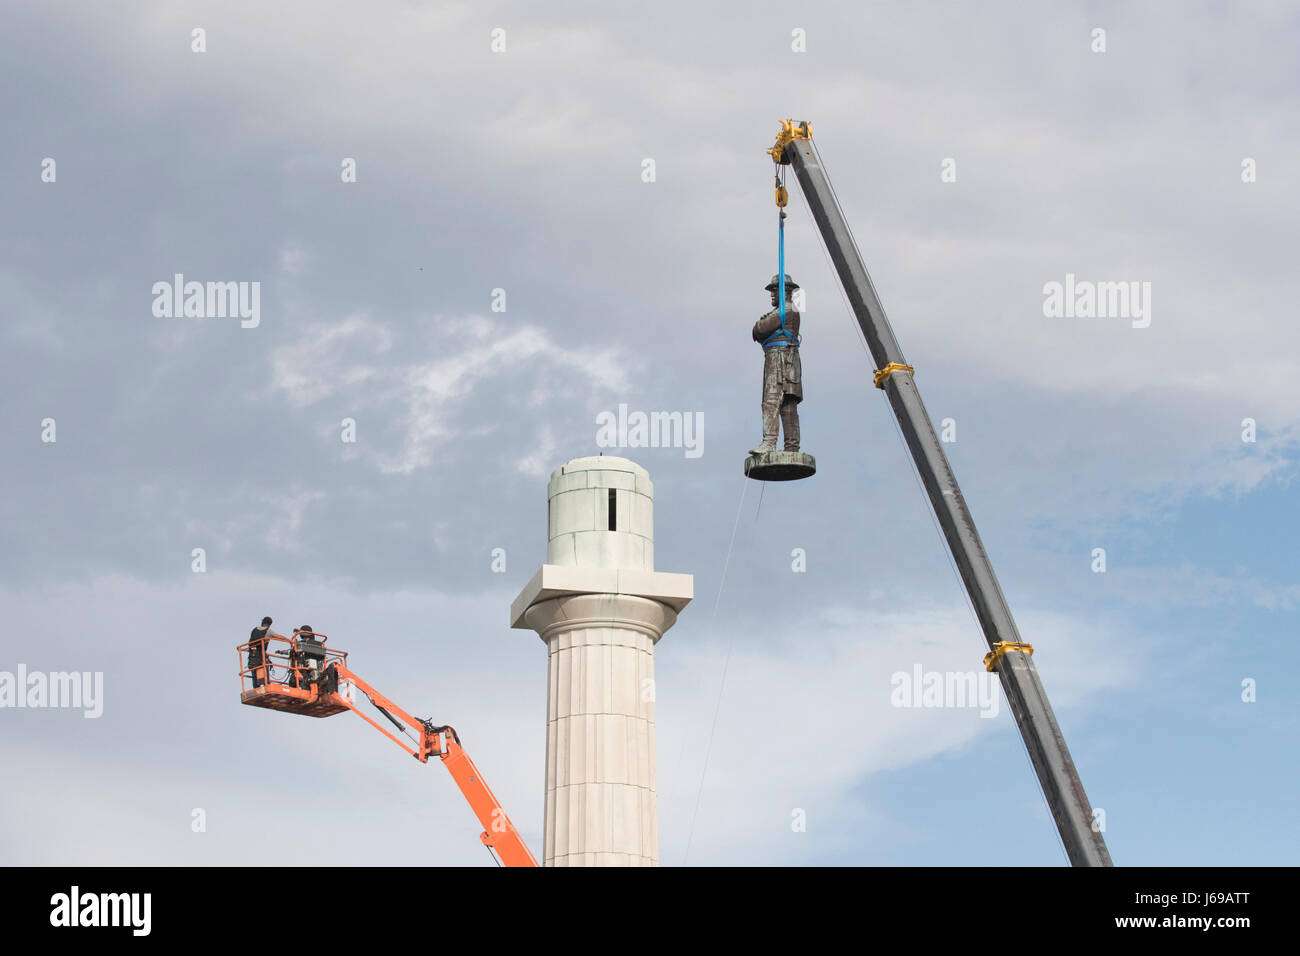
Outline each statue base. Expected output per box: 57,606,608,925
744,450,816,482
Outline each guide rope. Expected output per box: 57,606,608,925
682,474,749,864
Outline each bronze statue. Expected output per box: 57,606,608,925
750,273,802,455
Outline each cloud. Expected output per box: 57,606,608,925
279,244,310,276
270,313,629,474
659,601,1139,864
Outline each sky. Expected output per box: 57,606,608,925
1,0,1296,866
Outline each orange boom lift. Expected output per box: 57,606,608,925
238,628,538,867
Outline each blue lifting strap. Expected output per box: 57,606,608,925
764,212,800,349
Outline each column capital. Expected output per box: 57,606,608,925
510,564,692,630
522,592,679,645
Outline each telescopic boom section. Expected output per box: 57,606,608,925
772,120,1112,866
331,663,538,867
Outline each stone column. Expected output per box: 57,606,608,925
511,456,692,866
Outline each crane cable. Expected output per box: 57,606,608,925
764,165,799,349
778,166,787,330
681,474,749,864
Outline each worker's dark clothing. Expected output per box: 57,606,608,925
247,625,270,689
290,631,315,688
752,306,802,451
286,648,300,688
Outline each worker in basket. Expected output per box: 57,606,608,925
292,625,327,689
247,616,272,688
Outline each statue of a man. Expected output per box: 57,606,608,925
750,273,802,455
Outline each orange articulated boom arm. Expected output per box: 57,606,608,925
330,663,538,868
441,738,539,868
331,662,428,759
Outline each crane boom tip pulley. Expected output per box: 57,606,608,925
767,118,812,164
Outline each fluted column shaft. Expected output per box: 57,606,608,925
524,593,677,866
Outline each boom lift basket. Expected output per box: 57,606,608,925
238,632,350,718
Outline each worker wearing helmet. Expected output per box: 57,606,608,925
750,273,803,454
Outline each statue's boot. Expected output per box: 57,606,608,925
754,393,781,455
781,399,800,452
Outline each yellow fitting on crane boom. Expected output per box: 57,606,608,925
768,118,812,163
775,184,788,207
983,641,1034,672
873,362,915,389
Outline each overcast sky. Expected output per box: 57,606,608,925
2,0,1297,866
